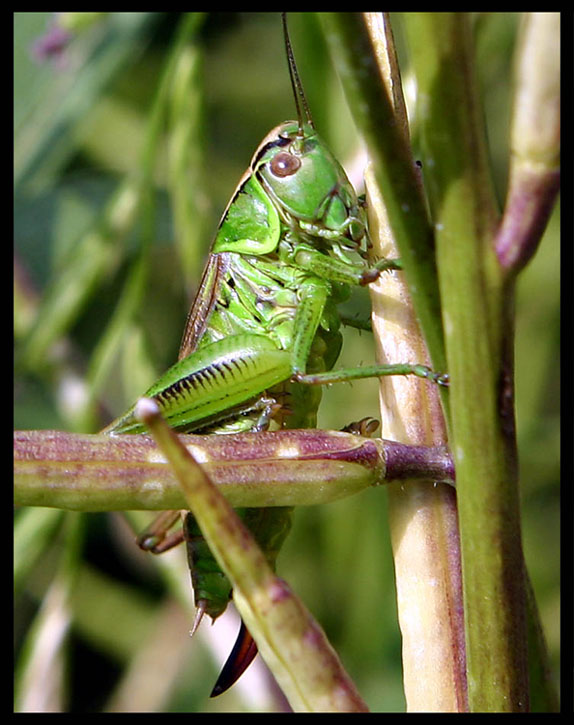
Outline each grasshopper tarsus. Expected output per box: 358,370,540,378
136,510,183,553
359,257,403,286
341,417,380,437
425,368,450,387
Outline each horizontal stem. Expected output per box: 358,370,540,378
14,429,454,511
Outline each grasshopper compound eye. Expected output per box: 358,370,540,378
269,151,301,177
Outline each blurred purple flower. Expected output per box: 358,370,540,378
31,22,72,68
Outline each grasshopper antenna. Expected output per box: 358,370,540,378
282,12,314,135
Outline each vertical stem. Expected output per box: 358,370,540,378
319,12,467,711
403,13,530,711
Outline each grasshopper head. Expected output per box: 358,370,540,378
252,122,366,248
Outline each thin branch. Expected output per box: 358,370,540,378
495,13,560,275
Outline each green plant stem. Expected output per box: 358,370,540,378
403,13,530,711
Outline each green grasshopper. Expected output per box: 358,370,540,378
103,14,447,696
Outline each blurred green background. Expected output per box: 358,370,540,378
14,12,559,712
